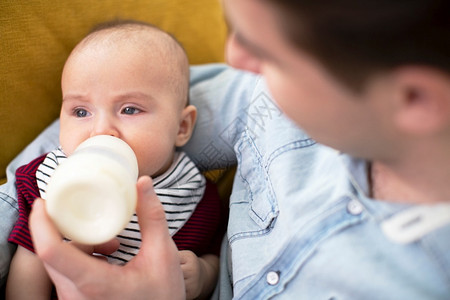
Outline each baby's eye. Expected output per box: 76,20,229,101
121,107,141,115
74,108,90,118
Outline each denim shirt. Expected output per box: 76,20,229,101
185,65,450,299
1,64,449,298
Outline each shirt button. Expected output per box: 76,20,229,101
347,199,363,215
266,271,280,286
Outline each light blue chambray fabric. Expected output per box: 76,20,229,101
186,65,450,299
1,64,449,299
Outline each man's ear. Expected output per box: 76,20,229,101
175,105,197,147
393,66,450,135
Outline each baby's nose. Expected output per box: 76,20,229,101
90,115,119,137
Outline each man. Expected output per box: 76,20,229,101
24,0,450,298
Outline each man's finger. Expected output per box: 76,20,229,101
29,198,63,253
93,238,120,255
132,175,185,298
135,176,173,249
70,238,119,256
30,198,112,282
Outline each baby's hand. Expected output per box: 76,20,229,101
179,250,204,300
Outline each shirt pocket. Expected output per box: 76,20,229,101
228,130,279,244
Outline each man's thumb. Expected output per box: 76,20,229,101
135,176,171,247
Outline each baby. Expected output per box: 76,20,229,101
7,20,223,300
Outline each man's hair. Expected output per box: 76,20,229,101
264,0,450,92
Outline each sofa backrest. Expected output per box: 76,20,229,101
0,0,227,182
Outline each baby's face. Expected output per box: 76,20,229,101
60,42,188,177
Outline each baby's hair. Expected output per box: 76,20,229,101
88,19,188,54
72,19,190,106
89,19,154,33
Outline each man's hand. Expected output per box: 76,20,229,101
30,176,185,300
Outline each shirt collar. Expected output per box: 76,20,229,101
338,153,415,221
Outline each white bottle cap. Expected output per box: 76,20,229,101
46,135,138,245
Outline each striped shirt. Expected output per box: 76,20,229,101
9,151,224,263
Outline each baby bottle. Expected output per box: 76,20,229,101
45,135,138,245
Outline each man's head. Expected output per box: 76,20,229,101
224,0,450,161
260,0,450,91
59,20,196,177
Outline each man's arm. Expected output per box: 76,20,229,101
185,64,260,171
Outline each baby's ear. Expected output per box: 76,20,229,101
175,105,197,147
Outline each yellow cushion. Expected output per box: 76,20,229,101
0,0,227,182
